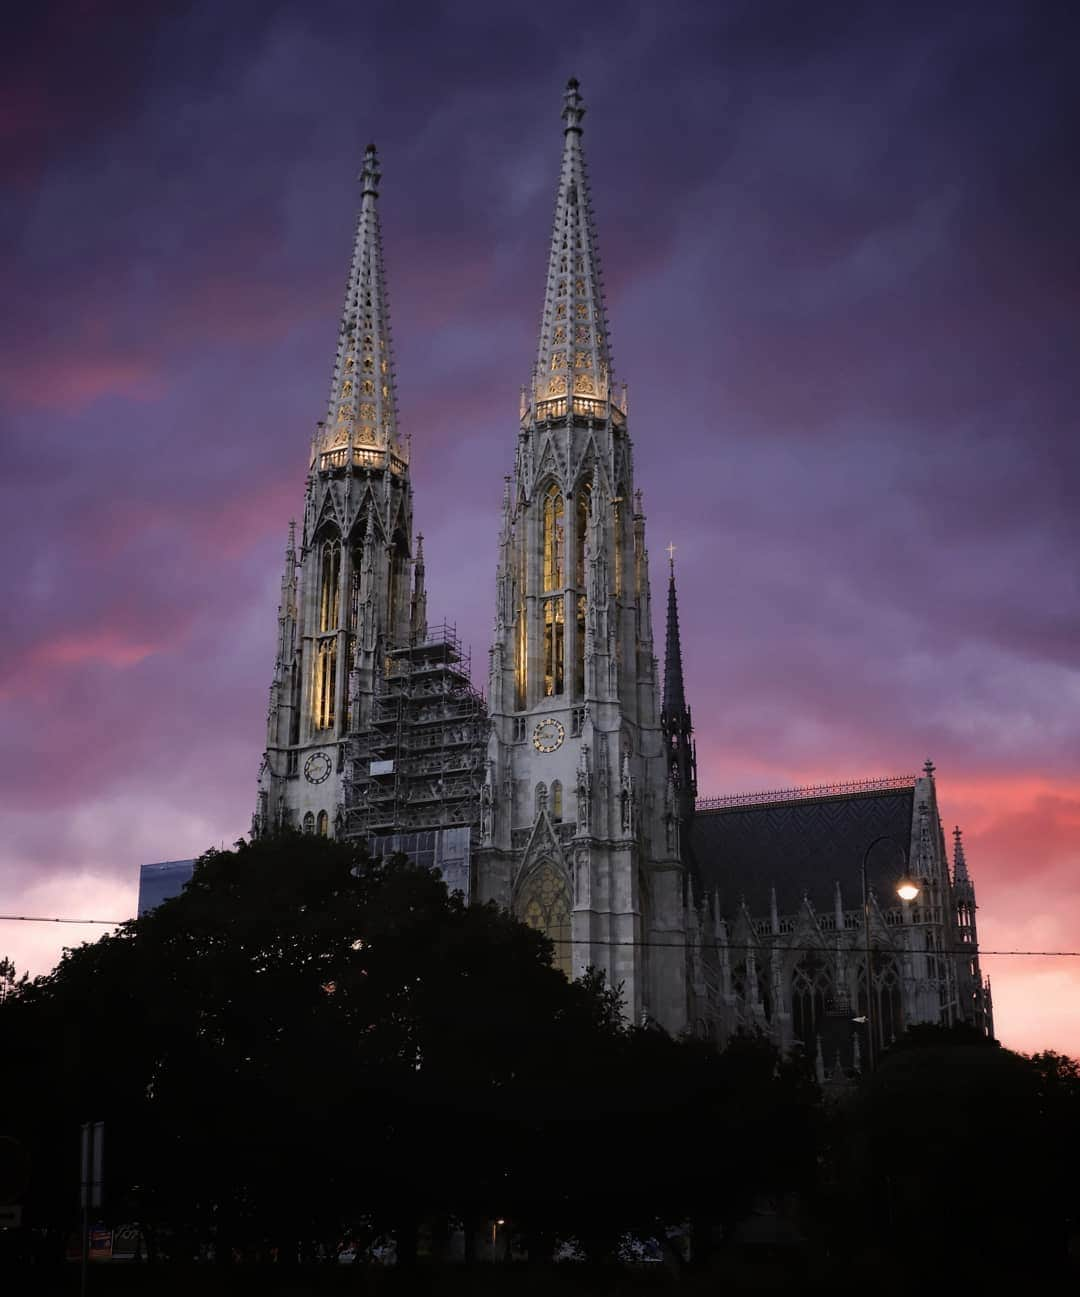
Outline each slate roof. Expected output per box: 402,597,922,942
687,786,916,918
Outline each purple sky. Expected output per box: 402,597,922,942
3,1,1078,1055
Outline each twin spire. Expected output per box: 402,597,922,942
529,78,614,421
320,144,401,459
322,81,614,456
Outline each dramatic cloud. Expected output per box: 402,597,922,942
2,0,1077,1056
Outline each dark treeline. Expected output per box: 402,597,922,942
1,834,1077,1293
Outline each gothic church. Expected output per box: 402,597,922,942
254,81,992,1066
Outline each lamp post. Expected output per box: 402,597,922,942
860,836,921,1071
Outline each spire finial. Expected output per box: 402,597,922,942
923,757,936,778
562,77,585,133
666,541,677,575
360,143,381,197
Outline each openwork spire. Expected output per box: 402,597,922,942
529,79,613,420
321,144,401,458
953,825,970,884
663,547,688,722
661,548,696,819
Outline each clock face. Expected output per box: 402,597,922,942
304,751,332,784
532,717,565,754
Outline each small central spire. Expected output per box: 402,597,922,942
662,552,696,819
528,79,613,422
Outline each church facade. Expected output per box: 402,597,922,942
254,82,992,1065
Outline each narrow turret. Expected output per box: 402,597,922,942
661,548,697,822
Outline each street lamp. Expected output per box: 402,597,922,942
860,836,919,1071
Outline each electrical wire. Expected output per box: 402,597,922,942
0,913,1076,957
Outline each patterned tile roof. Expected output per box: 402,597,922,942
688,785,916,917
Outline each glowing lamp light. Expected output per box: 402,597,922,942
896,876,921,902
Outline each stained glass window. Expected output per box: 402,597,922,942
517,863,572,978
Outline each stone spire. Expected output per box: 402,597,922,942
953,825,970,885
529,78,613,420
321,144,401,459
661,548,696,821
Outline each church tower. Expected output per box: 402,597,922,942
477,81,688,1031
254,145,421,838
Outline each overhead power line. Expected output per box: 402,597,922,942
0,913,1076,958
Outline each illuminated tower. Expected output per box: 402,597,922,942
254,145,421,837
477,81,688,1030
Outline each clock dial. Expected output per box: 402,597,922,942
304,751,332,784
532,717,565,754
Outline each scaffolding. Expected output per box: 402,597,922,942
342,622,487,848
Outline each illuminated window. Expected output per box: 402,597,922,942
555,303,566,319
543,598,564,697
553,326,566,344
319,540,341,632
551,780,563,821
341,379,353,397
361,379,375,395
317,810,329,837
543,485,564,591
575,595,586,697
613,497,624,597
517,863,572,978
344,356,355,372
303,812,315,834
313,640,337,730
575,279,585,295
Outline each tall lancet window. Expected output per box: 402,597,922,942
314,535,341,731
542,485,565,697
515,531,527,710
319,539,341,632
313,640,337,730
575,483,591,698
544,599,564,697
613,496,624,598
543,485,564,590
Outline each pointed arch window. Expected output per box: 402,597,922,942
857,953,903,1053
791,954,833,1050
319,539,342,633
316,810,329,838
543,598,564,697
303,812,315,834
313,641,337,730
543,486,564,591
517,863,572,978
551,780,563,822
